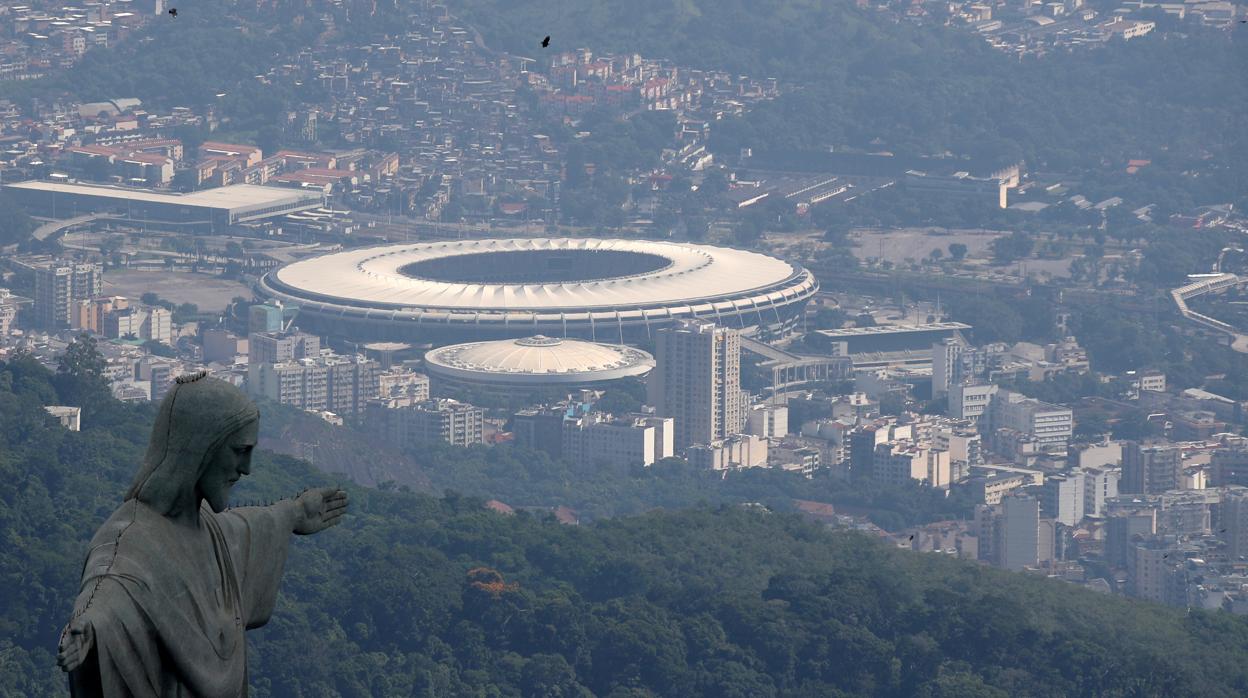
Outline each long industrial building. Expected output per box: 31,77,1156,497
3,180,324,232
257,238,819,343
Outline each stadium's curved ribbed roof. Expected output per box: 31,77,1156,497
269,238,805,311
425,335,655,385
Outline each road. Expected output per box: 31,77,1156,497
32,213,115,241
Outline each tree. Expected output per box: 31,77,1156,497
1074,413,1111,441
990,232,1033,264
734,216,764,247
142,339,176,358
948,243,968,261
171,168,198,193
82,156,112,182
1112,410,1163,441
879,392,906,416
256,125,283,157
0,193,35,247
54,333,110,409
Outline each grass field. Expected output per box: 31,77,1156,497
101,270,253,311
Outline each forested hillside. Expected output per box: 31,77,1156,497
460,0,1246,174
5,354,1248,695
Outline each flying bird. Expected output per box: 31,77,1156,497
168,7,177,17
541,36,550,48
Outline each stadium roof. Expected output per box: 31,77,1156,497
4,180,321,212
425,335,654,385
269,238,807,311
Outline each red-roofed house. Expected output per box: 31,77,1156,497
484,499,515,515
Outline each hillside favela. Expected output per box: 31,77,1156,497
1,0,1247,695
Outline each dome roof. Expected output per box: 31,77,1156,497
425,336,655,386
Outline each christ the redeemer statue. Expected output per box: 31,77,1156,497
56,371,348,696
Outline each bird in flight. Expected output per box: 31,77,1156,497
168,7,177,17
541,36,550,48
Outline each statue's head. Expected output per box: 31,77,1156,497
126,372,261,516
197,418,258,513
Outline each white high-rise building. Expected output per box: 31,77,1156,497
649,320,744,450
1083,466,1120,518
1040,471,1086,526
33,260,102,329
932,337,963,397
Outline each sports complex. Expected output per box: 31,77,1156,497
257,238,818,343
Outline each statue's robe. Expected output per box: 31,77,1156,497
67,500,291,697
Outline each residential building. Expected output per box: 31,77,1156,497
0,289,29,337
323,355,381,416
72,296,128,334
934,424,982,482
687,434,768,470
1210,447,1248,487
44,405,81,431
1222,492,1248,560
249,303,287,334
513,405,579,459
105,306,145,340
202,329,248,363
562,412,675,468
135,356,178,401
377,368,430,401
949,383,998,421
1122,441,1182,494
248,331,320,364
873,442,952,489
649,320,744,450
1130,539,1180,604
1140,371,1166,393
1040,471,1086,526
931,337,964,396
1000,493,1041,571
967,472,1028,505
1106,511,1157,567
746,403,788,438
1083,466,1121,517
771,446,821,477
366,398,484,448
985,389,1072,454
33,260,102,329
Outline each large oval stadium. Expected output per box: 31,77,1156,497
257,238,818,343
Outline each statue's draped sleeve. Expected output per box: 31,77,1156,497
214,505,293,629
67,577,164,697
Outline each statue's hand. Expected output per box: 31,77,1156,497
57,616,94,673
293,487,348,535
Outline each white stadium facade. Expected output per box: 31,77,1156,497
257,238,818,343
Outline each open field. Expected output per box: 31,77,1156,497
102,271,252,311
853,228,1003,264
